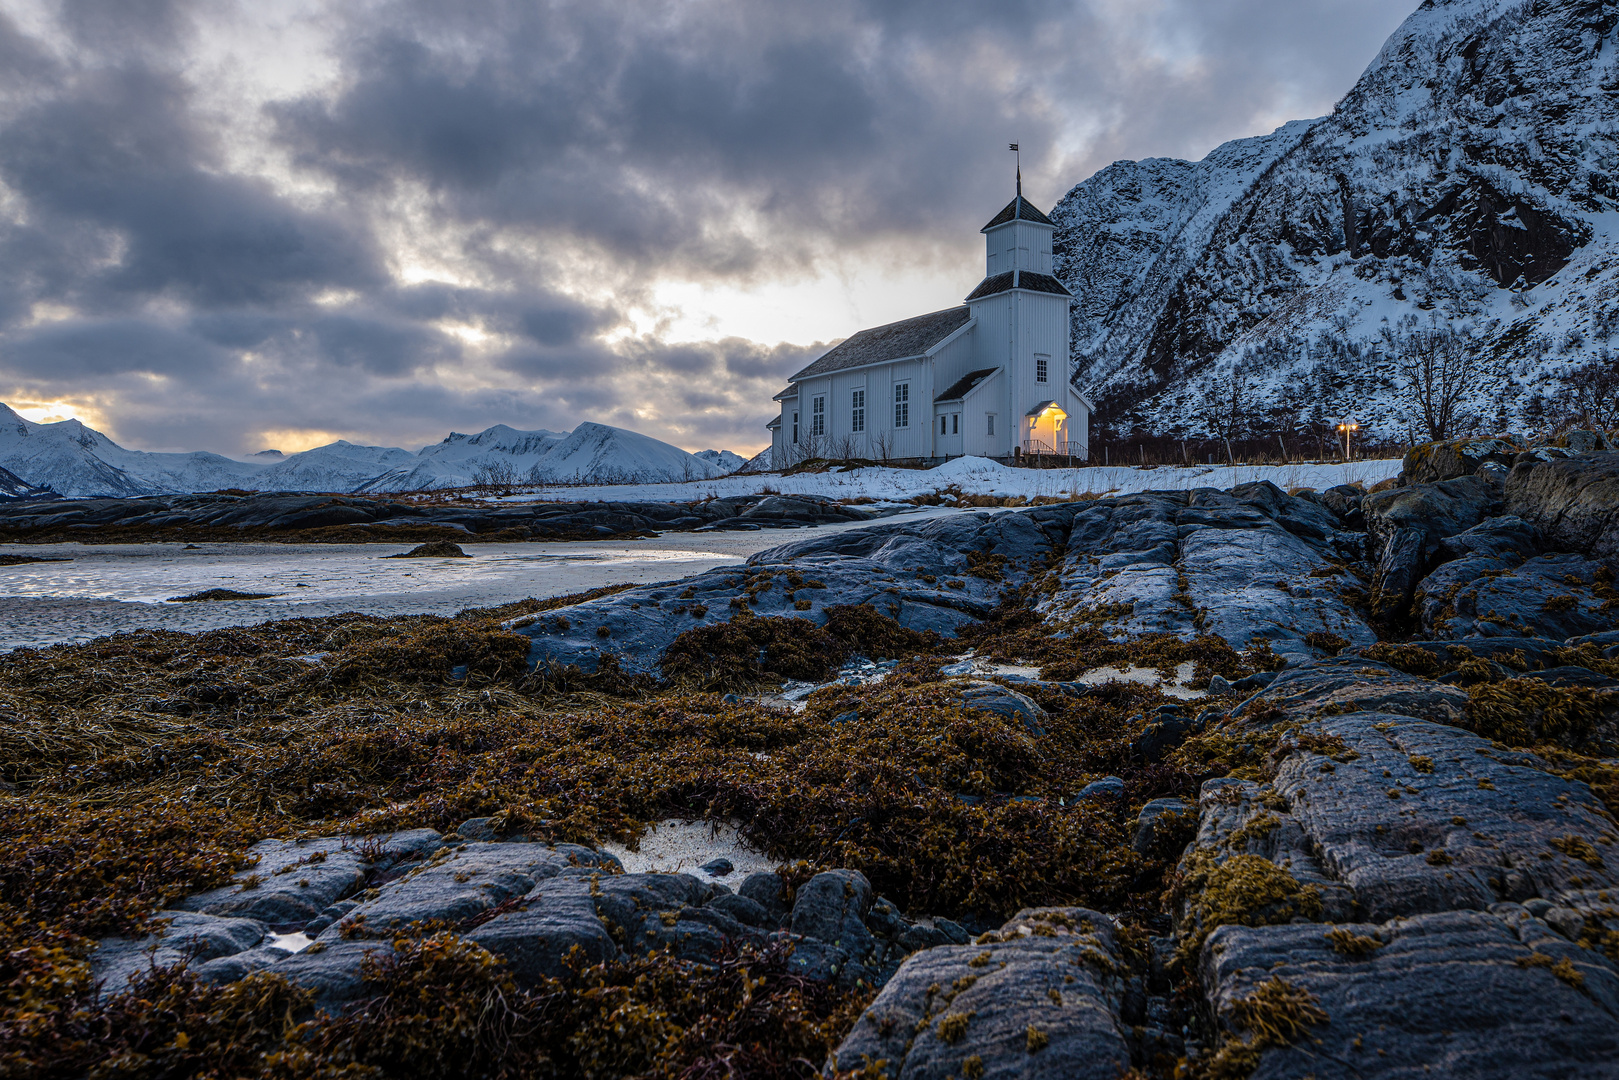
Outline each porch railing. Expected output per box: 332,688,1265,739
1021,439,1077,457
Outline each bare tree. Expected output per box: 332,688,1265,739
831,433,860,463
1553,354,1619,435
871,428,895,464
1390,319,1490,442
1199,367,1249,464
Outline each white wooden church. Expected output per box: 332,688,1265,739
768,185,1092,465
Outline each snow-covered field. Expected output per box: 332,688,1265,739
509,456,1404,506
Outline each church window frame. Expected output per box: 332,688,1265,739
851,389,866,433
940,415,947,435
791,411,799,444
987,413,995,437
1035,354,1049,383
812,396,825,438
894,383,910,428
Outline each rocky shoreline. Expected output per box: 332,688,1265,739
4,440,1618,1079
0,490,880,544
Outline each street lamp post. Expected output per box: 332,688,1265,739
1337,421,1359,461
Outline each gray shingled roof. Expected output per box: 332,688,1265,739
965,269,1073,302
981,195,1054,230
788,307,971,381
935,367,999,402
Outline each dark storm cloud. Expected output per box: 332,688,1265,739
4,318,225,379
0,0,1419,455
0,67,385,310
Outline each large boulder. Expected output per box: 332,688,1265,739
830,908,1133,1080
1418,551,1618,640
1362,476,1502,622
1505,451,1619,560
790,869,877,970
1401,438,1521,485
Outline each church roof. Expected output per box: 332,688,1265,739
788,306,972,382
965,269,1073,302
981,195,1054,231
935,368,999,402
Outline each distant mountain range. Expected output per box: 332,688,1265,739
1052,0,1619,439
0,404,741,497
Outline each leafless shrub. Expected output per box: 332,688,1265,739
472,460,518,495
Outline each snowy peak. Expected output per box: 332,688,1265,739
527,423,726,486
693,449,745,474
0,404,728,497
1053,0,1619,438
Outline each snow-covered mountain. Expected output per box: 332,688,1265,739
693,449,746,474
0,403,731,496
356,425,569,492
1053,0,1619,439
0,462,49,498
525,423,727,485
0,404,265,497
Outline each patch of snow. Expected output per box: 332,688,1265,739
599,820,777,885
504,456,1402,507
267,931,313,953
1072,661,1206,700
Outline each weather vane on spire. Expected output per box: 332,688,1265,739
1009,143,1021,196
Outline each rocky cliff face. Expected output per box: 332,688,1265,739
1054,0,1619,438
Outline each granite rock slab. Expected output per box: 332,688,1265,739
513,510,1066,674
831,907,1132,1080
91,910,267,998
1200,910,1619,1079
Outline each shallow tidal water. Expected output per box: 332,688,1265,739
0,512,955,651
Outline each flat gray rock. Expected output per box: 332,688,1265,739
91,910,267,998
466,870,618,982
318,841,613,939
1200,910,1619,1078
1419,551,1619,640
512,510,1064,674
269,940,397,1013
1044,487,1371,662
1251,714,1619,922
1238,655,1470,725
177,829,444,928
831,908,1132,1080
180,838,369,927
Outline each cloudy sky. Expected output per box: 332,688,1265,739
0,0,1416,457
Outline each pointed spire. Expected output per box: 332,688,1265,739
1010,142,1022,196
